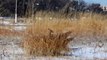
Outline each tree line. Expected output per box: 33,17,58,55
0,0,106,17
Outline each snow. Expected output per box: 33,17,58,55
71,47,107,59
2,21,11,25
13,26,27,31
0,20,28,30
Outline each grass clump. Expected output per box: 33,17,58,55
23,28,73,56
22,12,107,56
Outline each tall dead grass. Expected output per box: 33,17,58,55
23,30,73,56
22,13,107,56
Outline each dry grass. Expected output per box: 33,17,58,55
22,12,107,56
23,29,73,56
0,28,14,36
0,27,22,36
23,20,74,56
71,19,107,36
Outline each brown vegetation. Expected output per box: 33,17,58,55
23,29,73,56
22,13,107,56
0,12,106,56
0,27,22,36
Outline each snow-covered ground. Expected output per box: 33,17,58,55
0,20,28,31
0,34,107,60
68,35,107,60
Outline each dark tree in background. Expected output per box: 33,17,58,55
0,0,27,17
0,0,106,17
0,0,15,17
0,0,70,17
88,3,103,13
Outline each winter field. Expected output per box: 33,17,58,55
0,13,107,60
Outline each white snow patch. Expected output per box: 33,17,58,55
2,21,11,25
13,26,27,31
71,47,107,59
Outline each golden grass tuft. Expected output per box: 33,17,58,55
22,13,107,56
23,29,73,56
